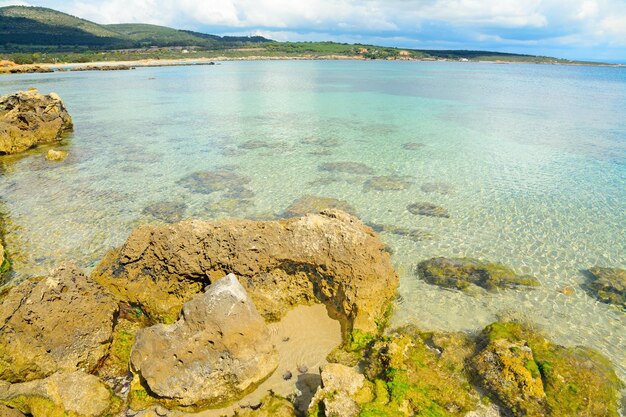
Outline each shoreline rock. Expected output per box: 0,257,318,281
91,210,398,337
585,267,625,310
0,89,73,155
129,274,278,409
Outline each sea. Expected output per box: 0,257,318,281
1,60,624,380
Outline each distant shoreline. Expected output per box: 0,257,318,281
1,55,622,75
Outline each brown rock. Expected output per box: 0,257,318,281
0,371,115,417
281,195,356,218
130,274,278,408
0,263,118,382
92,210,398,336
0,89,72,155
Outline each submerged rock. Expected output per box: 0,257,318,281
0,89,73,155
421,181,454,195
402,142,424,150
130,274,278,408
474,321,623,417
368,223,436,241
363,175,412,191
238,140,278,150
0,263,118,382
91,210,398,335
417,257,540,292
0,371,116,417
177,169,251,195
407,202,450,218
44,148,67,162
319,161,375,175
301,137,339,148
141,201,187,223
281,195,356,218
585,267,625,309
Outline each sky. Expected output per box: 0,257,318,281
2,0,626,62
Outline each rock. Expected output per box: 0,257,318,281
236,394,296,417
402,142,424,150
0,372,116,417
141,201,187,223
472,338,548,416
417,257,540,292
238,140,278,149
407,202,450,218
0,65,53,74
359,326,479,416
281,195,356,218
0,241,8,277
309,363,367,417
0,405,26,417
368,223,436,241
129,274,278,408
301,137,339,148
0,89,73,155
92,210,398,335
420,181,454,195
363,175,412,191
177,169,251,195
319,161,374,175
0,263,118,382
586,267,625,309
477,321,623,417
44,148,67,161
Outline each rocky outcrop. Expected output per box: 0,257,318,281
586,267,625,309
92,210,398,335
474,321,623,417
0,371,116,417
130,274,278,408
309,363,369,417
0,263,118,382
417,257,540,292
472,339,547,416
0,89,73,155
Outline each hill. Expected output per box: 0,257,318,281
0,5,587,65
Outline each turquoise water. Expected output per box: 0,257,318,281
1,61,625,380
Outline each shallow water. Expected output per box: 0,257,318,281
1,61,625,380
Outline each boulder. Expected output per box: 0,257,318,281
92,210,398,335
0,371,116,417
417,257,540,292
472,339,547,416
0,89,73,155
586,267,625,309
130,274,278,408
44,149,67,161
309,363,368,417
0,263,118,382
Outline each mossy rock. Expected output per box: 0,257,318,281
97,317,142,378
417,257,540,292
585,267,625,310
359,326,479,417
235,394,296,416
478,321,623,417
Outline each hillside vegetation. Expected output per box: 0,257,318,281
0,5,583,65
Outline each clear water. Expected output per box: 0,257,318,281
1,61,625,380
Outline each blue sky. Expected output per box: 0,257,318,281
3,0,626,62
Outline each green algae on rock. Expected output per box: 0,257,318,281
0,371,119,417
476,321,624,417
417,257,540,292
237,394,296,417
0,89,73,155
281,195,357,218
585,267,625,310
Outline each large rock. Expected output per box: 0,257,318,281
0,371,115,417
472,338,548,416
92,210,398,335
309,363,368,417
130,274,278,408
0,89,73,155
417,257,540,292
586,267,625,309
0,263,118,382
